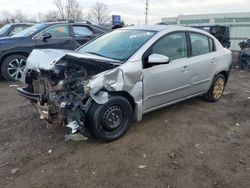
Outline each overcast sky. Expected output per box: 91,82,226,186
0,0,249,24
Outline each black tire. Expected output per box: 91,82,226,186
88,96,133,142
204,74,226,102
1,54,27,82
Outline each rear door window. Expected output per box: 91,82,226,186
190,33,211,56
73,26,94,37
9,26,27,36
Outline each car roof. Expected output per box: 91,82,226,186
121,25,208,33
122,25,173,31
190,24,228,27
40,22,110,32
43,21,95,26
5,23,33,26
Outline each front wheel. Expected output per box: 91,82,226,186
204,74,226,102
88,96,133,142
1,54,27,82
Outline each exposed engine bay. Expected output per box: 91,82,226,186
17,49,121,141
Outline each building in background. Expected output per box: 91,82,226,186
161,12,250,51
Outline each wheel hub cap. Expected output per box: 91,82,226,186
102,105,123,131
213,78,225,99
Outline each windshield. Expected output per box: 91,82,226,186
0,24,12,35
13,23,48,37
78,29,156,61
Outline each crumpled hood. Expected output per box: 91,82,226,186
26,49,121,70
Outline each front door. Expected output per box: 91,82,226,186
143,32,193,112
35,24,77,50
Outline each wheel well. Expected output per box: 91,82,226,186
0,52,29,66
110,91,136,112
218,70,228,83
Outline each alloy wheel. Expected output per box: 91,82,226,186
7,58,26,81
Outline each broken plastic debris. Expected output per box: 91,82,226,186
169,152,175,159
65,133,88,141
172,161,178,165
48,149,52,154
9,84,18,87
239,159,247,165
236,122,240,126
195,144,201,149
138,165,147,169
40,115,45,120
65,121,88,141
11,168,19,174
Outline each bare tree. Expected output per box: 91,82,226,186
53,0,83,21
65,0,83,21
53,0,65,20
83,12,92,23
13,10,28,22
44,10,60,22
91,2,110,25
0,10,13,23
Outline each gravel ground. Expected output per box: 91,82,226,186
0,68,250,188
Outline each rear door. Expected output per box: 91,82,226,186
34,24,77,50
187,32,218,94
71,25,96,46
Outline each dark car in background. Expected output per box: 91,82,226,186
0,23,33,38
0,21,109,81
192,25,231,48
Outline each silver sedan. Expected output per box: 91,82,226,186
18,25,232,141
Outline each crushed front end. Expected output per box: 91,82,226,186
17,49,119,141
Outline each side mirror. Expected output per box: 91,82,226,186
41,32,52,42
148,54,170,64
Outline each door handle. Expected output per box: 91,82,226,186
181,65,189,72
211,58,217,64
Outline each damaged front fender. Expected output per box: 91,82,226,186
87,61,144,121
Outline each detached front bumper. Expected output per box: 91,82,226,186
16,87,59,123
16,87,41,101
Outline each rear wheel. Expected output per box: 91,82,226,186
204,74,226,102
88,96,133,142
1,54,27,82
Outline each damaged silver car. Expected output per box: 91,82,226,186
17,25,232,141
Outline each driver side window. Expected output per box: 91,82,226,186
152,32,187,61
40,25,69,38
